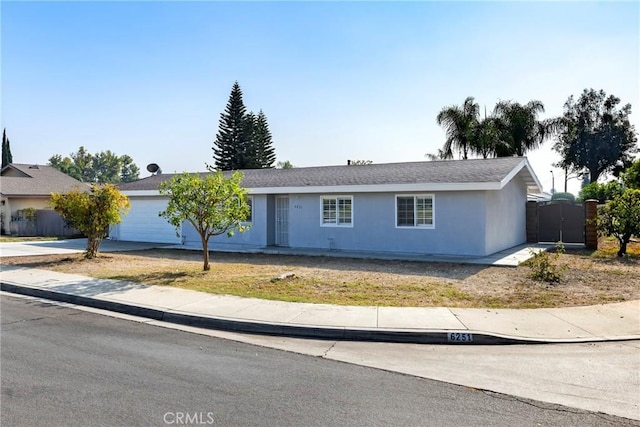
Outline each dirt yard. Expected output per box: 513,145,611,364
3,240,639,308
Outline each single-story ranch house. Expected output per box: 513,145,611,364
111,157,543,257
0,163,86,235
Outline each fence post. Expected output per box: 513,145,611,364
584,199,598,250
526,201,538,243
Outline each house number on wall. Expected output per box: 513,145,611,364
447,332,474,343
293,204,303,209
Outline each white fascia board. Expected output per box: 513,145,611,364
499,158,543,194
123,182,507,197
247,182,501,194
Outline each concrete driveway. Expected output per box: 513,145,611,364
0,239,164,257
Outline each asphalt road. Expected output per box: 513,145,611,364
1,296,633,427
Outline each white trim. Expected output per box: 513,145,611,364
248,182,501,195
121,190,163,196
499,158,543,194
319,195,354,228
394,194,435,229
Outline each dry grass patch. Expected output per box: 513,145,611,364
3,239,639,308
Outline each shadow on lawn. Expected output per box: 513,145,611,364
109,248,488,281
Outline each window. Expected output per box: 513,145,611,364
243,196,253,223
321,196,353,226
396,195,434,228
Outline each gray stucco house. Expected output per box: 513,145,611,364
110,157,543,257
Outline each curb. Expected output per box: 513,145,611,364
2,282,637,345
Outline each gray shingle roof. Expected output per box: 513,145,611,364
118,157,541,193
0,164,87,197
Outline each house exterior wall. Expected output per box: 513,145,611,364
257,191,488,256
115,186,527,257
484,177,527,255
182,195,269,249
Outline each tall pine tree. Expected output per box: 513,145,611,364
213,82,250,170
253,110,276,168
213,83,277,170
2,128,13,168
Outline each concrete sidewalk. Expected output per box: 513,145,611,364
1,265,638,345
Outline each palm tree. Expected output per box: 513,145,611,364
492,100,552,156
436,97,480,159
425,148,453,161
472,115,500,159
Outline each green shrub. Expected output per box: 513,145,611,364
551,192,576,203
525,243,567,283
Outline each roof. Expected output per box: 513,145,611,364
0,163,87,197
118,157,543,195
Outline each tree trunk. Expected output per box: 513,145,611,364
85,235,102,259
201,236,210,271
618,234,631,257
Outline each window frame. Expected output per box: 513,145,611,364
395,194,435,229
320,195,354,227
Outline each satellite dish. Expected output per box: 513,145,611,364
147,163,160,174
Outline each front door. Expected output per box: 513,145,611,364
275,196,289,246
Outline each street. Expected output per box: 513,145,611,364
1,295,634,426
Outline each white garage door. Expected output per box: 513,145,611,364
114,198,181,244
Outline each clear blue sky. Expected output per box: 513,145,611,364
2,1,638,195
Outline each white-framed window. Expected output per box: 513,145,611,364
395,194,434,228
321,196,353,227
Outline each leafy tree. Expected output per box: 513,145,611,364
2,128,13,168
92,150,122,183
51,184,130,259
120,155,140,183
48,154,82,180
213,82,250,170
622,158,640,189
71,146,96,182
436,96,479,159
492,100,553,156
158,169,251,271
48,147,140,183
276,160,294,169
596,189,640,256
578,181,624,203
553,89,638,184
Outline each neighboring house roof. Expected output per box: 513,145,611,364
0,163,87,197
119,157,543,195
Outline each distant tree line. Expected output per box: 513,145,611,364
48,146,140,183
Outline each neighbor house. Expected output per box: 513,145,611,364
109,157,543,257
0,163,86,235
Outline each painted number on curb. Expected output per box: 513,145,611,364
447,332,474,343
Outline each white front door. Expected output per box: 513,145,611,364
275,196,289,246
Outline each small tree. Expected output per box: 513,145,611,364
597,189,640,257
276,160,294,169
51,184,130,259
158,169,250,271
2,128,13,168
